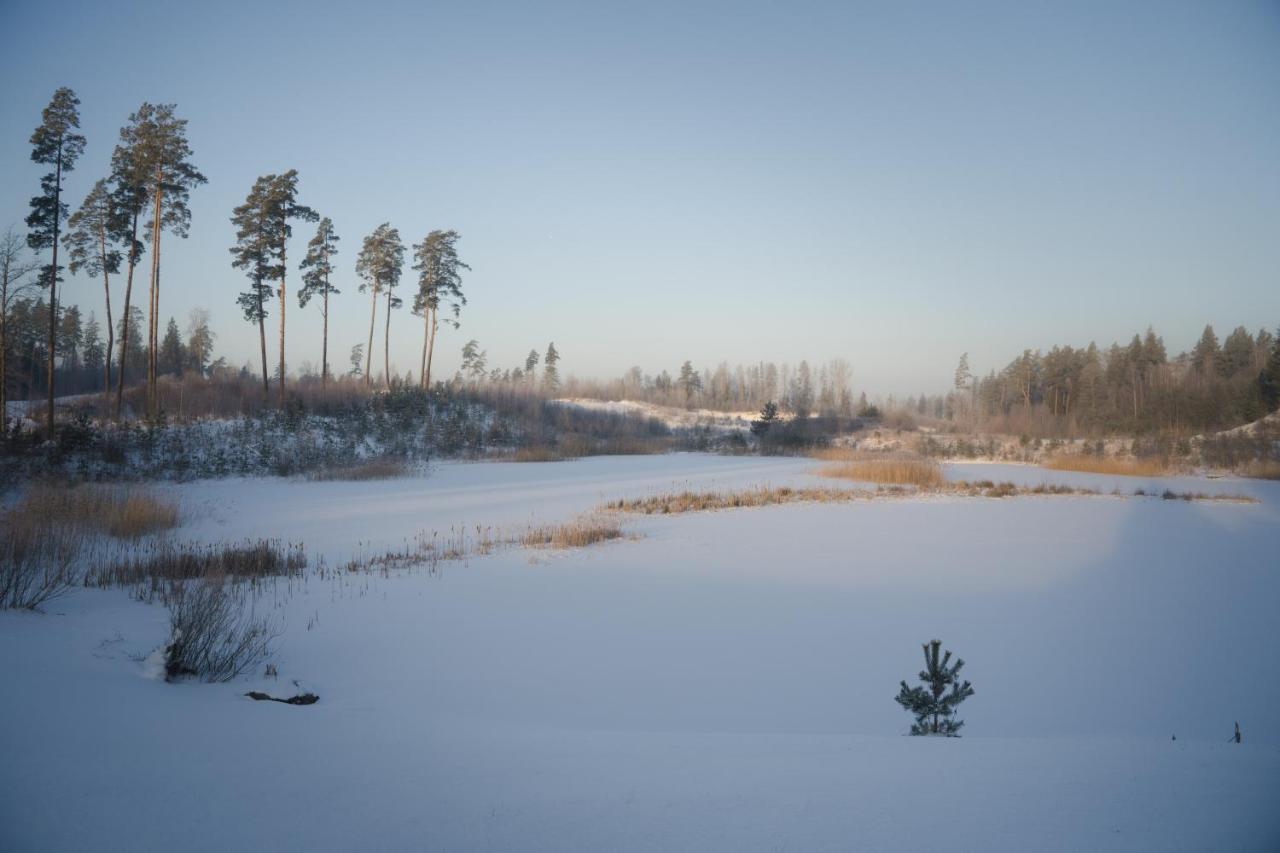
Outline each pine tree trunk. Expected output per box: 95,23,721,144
114,211,140,421
420,308,430,389
45,147,63,440
147,171,163,418
98,222,114,394
384,290,392,390
321,284,329,392
278,260,286,407
424,308,440,391
364,290,377,387
256,281,268,397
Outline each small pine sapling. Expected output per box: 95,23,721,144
895,639,974,736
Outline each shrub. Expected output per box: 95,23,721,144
162,578,277,682
1044,455,1171,477
0,518,86,609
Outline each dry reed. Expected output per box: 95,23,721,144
309,458,408,481
812,449,946,488
1043,455,1171,477
10,483,179,539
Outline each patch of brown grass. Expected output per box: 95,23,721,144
12,483,179,538
309,458,408,481
605,485,886,515
521,517,625,548
88,540,307,591
1043,455,1171,477
813,450,946,488
506,447,573,462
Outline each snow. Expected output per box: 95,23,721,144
552,397,764,431
3,454,1280,851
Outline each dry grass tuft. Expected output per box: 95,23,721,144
521,517,625,548
1044,455,1171,477
813,450,946,488
11,483,179,538
605,485,884,515
309,458,408,481
88,540,307,591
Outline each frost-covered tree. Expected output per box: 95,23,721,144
895,639,974,736
27,87,86,437
1,227,41,417
411,229,468,390
298,218,339,389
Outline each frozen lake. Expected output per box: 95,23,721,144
2,454,1278,851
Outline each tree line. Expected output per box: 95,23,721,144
6,87,472,436
945,324,1280,436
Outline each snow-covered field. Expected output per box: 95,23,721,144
3,454,1279,851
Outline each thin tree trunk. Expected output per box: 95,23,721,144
46,147,63,440
256,280,268,397
278,259,286,407
147,171,163,418
321,283,329,392
419,309,429,388
364,289,376,387
114,211,140,421
98,223,114,394
424,307,438,392
384,290,392,390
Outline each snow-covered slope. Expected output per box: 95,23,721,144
2,455,1279,851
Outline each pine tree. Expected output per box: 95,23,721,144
543,342,560,392
231,176,274,395
677,360,702,403
525,349,539,383
348,342,364,377
1191,325,1220,375
109,108,150,419
127,103,205,417
64,179,123,393
460,339,487,383
355,224,405,389
1260,328,1280,412
26,87,86,437
750,400,779,436
411,229,469,390
895,639,975,736
159,317,184,376
262,170,316,404
298,218,339,389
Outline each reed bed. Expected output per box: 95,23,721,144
10,482,179,538
811,449,947,488
1043,455,1171,477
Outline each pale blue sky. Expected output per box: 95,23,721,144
2,0,1278,393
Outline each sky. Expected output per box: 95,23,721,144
1,0,1278,395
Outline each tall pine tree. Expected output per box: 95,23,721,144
26,87,86,437
231,176,274,395
263,170,316,404
298,217,340,389
64,179,123,393
355,223,404,389
411,229,469,390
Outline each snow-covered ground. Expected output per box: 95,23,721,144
552,397,763,432
3,454,1279,851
